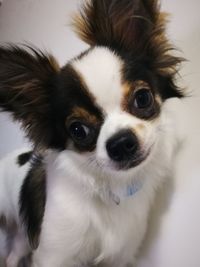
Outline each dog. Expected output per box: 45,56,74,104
0,0,184,266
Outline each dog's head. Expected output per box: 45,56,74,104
0,0,183,172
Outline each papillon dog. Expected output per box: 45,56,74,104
0,0,184,266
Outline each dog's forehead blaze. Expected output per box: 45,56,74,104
69,47,162,127
72,47,124,113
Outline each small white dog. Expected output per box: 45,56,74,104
0,0,184,266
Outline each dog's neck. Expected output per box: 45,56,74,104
43,149,148,206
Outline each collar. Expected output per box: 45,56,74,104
109,180,143,205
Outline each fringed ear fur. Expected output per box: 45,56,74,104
72,0,160,50
0,45,60,148
72,0,184,98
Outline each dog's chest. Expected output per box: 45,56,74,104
40,172,148,265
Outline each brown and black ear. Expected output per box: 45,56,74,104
72,0,161,51
73,0,184,98
0,45,60,148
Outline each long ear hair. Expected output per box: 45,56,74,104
72,0,159,50
72,0,184,98
0,45,60,148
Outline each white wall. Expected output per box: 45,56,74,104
0,1,200,267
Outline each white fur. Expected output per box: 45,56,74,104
73,47,123,113
0,149,31,267
0,48,177,267
0,149,30,224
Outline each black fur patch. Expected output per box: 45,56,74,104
0,46,104,152
20,153,46,249
53,64,104,152
17,151,32,166
0,45,60,149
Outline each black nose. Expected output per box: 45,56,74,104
106,130,138,162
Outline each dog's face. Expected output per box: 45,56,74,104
60,47,161,171
0,0,183,172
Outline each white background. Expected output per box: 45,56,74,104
0,1,200,266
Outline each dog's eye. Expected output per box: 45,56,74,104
69,121,91,141
134,89,154,109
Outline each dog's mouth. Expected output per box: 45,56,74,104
112,149,151,171
97,147,152,172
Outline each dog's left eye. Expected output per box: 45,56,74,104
134,89,154,109
67,121,96,147
69,121,90,141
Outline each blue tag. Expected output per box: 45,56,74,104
110,180,143,205
126,181,142,197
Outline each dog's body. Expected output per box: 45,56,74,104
1,114,174,267
0,0,184,266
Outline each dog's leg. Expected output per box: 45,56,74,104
6,230,29,267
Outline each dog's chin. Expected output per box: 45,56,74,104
97,149,151,173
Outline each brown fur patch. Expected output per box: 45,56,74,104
122,80,161,120
48,55,60,72
122,80,151,96
121,80,151,111
135,123,145,132
67,106,100,125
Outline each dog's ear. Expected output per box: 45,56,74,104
72,0,160,51
0,46,60,148
73,0,184,98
